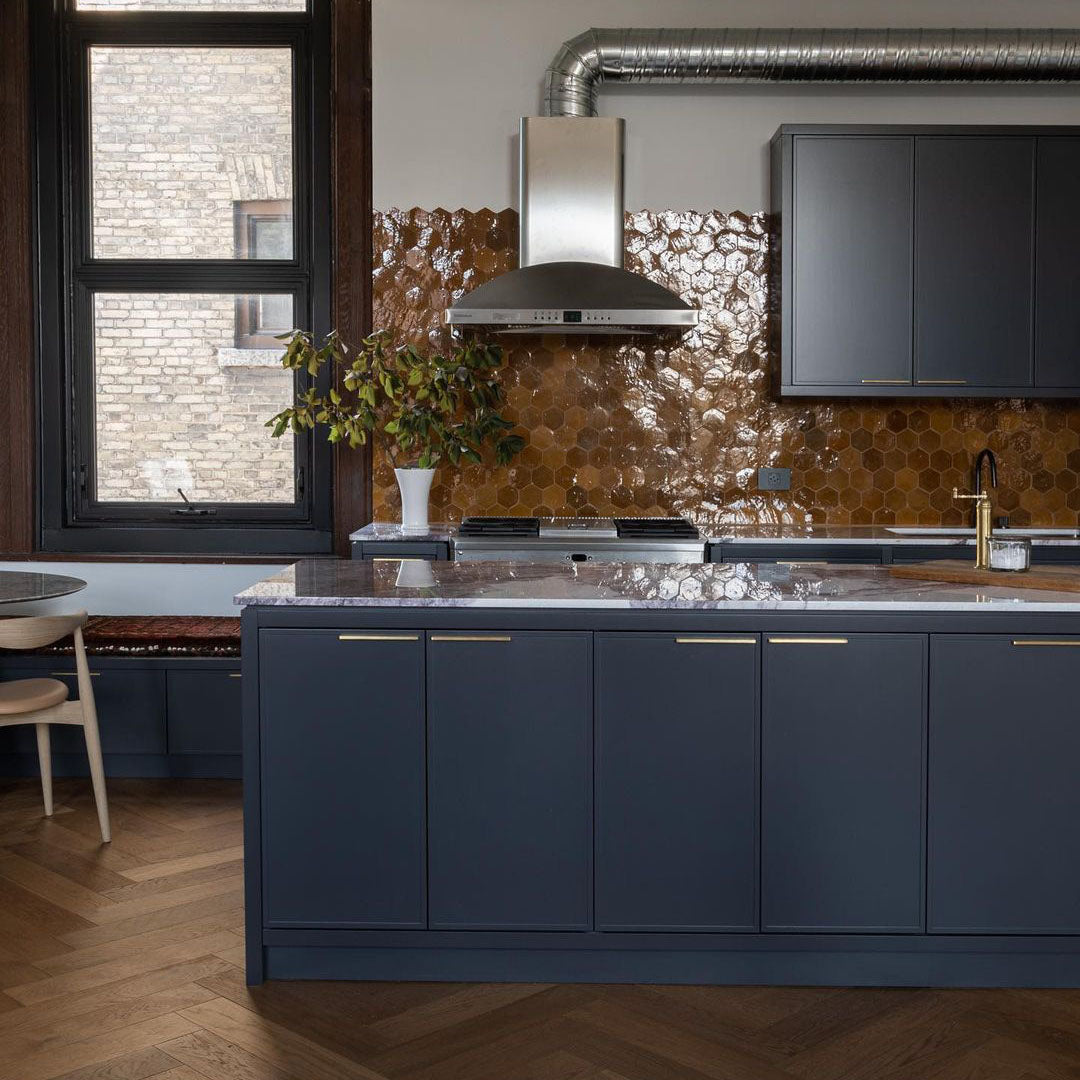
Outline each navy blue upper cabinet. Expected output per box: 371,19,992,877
762,633,926,932
595,633,759,932
929,636,1080,934
915,137,1034,389
426,631,592,930
259,629,426,929
789,136,914,388
773,125,1076,398
1036,137,1080,388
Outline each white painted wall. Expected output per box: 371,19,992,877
0,563,285,617
373,0,1080,212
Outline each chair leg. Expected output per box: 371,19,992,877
35,724,53,817
82,716,111,844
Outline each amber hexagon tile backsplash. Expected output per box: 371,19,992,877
372,207,1080,528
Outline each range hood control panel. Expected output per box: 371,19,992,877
445,308,619,326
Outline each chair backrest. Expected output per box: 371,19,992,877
0,611,89,651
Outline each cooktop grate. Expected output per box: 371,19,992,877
457,516,541,538
613,517,700,540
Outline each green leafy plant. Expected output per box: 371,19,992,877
267,329,526,469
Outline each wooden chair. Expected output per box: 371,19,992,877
0,612,110,842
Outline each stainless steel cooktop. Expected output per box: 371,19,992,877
453,516,705,563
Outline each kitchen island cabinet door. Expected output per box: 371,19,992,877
595,633,759,931
762,633,926,933
259,629,426,929
427,631,591,930
929,635,1080,934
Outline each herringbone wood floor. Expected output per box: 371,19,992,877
0,779,1078,1080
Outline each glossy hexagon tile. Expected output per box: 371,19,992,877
371,207,1080,528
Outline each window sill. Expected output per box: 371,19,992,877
216,347,283,369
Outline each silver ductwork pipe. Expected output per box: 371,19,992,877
544,28,1080,116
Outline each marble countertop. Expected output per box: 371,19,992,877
349,522,455,543
235,559,1080,612
350,521,1080,547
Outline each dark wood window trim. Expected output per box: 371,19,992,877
0,0,35,556
6,0,371,559
330,0,373,553
27,0,357,557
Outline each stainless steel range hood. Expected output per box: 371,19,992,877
444,117,698,335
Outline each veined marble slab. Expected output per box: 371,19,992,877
349,522,454,543
236,559,1080,612
350,520,1080,548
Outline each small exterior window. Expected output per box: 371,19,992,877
234,200,295,347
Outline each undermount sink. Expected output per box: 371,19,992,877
885,527,1080,539
885,527,975,537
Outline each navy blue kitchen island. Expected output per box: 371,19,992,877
237,559,1080,987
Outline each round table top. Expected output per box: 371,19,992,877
0,570,88,605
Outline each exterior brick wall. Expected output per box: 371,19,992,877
89,45,295,504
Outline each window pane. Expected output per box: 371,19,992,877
93,293,296,504
90,47,293,259
78,1,306,10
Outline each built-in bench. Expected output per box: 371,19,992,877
0,616,242,779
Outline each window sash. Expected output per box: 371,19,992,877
34,0,333,553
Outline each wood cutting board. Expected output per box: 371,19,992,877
889,560,1080,593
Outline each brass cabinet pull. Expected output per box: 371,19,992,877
675,637,756,645
338,634,420,642
228,673,243,678
372,557,425,562
917,379,967,385
51,671,99,677
1012,639,1080,647
767,637,849,645
861,379,909,385
775,560,828,566
430,634,512,643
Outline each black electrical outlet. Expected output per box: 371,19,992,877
758,467,791,491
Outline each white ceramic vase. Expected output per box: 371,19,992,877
395,467,435,534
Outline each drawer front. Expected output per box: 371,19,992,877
353,542,448,561
718,544,884,565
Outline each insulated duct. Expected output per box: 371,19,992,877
544,28,1080,117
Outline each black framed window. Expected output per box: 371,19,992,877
33,0,332,554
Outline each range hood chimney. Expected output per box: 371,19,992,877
444,117,698,335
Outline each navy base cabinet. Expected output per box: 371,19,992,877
259,629,426,928
929,635,1080,934
595,632,758,931
762,633,926,932
0,661,166,776
426,631,591,930
0,657,241,779
244,607,1080,987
